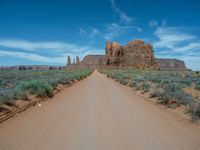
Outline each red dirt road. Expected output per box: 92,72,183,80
0,71,200,150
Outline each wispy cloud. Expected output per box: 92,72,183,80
90,27,102,38
153,24,200,70
154,27,198,53
103,22,141,40
149,20,158,28
0,50,66,63
0,39,94,53
110,0,133,24
0,39,75,52
104,23,121,40
78,27,87,35
0,39,104,64
78,0,141,41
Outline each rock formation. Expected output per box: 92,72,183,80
106,40,156,68
76,56,80,64
67,56,71,65
66,39,187,70
156,58,186,70
73,58,75,64
82,55,105,65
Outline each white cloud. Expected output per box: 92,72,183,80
0,39,105,64
79,27,86,35
0,39,76,52
153,25,200,70
119,11,133,25
134,27,142,32
104,23,131,40
110,0,133,24
154,27,196,52
78,0,140,40
175,42,200,52
90,27,102,37
79,22,140,41
0,50,66,63
149,20,158,28
103,22,142,40
0,48,105,64
0,39,97,54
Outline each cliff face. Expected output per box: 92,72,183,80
156,58,187,70
82,55,106,65
106,40,156,68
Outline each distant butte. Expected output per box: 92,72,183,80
67,39,187,70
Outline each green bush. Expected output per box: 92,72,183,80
101,69,200,120
141,82,150,93
158,83,193,105
188,100,200,121
130,80,137,88
16,80,53,97
195,80,200,90
120,79,129,85
0,69,93,106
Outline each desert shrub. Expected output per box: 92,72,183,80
157,83,193,104
149,84,161,98
47,78,60,88
0,94,5,105
120,78,129,85
150,90,161,98
0,89,17,106
16,80,53,97
134,77,145,83
130,80,137,88
188,100,200,121
195,80,200,90
141,82,150,93
0,89,15,101
146,75,161,83
101,69,200,120
0,69,93,106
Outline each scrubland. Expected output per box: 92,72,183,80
100,69,200,120
0,69,93,106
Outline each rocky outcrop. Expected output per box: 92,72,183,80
67,40,187,70
82,55,106,65
106,40,156,68
76,56,80,64
67,56,71,65
67,55,106,69
156,58,187,70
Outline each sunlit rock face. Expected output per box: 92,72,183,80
66,39,187,70
156,58,187,70
105,40,157,68
82,55,106,65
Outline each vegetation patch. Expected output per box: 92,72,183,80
100,69,200,121
0,69,93,106
16,80,53,97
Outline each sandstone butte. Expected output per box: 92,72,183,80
67,39,187,70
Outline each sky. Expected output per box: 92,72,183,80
0,0,200,70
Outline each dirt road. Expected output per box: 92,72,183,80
0,70,200,150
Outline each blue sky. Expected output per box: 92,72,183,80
0,0,200,70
